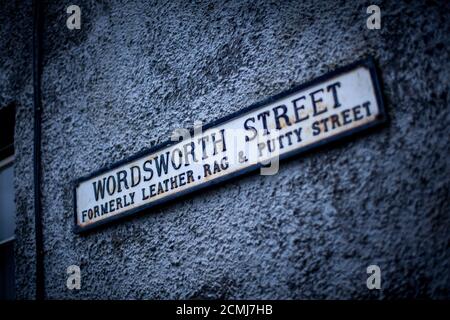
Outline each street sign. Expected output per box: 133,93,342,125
74,58,385,233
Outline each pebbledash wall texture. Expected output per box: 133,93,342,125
1,0,449,299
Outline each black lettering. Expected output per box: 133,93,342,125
244,117,257,142
170,176,178,189
130,165,141,187
320,117,330,132
101,203,108,215
157,182,165,195
179,172,186,187
88,209,94,220
171,148,183,170
257,111,271,135
143,159,153,182
198,136,209,160
220,156,229,170
284,131,293,145
362,101,372,116
267,139,276,152
310,88,327,116
93,178,107,201
293,128,302,142
163,179,169,192
116,170,129,193
94,206,99,218
154,152,170,176
257,142,266,157
150,184,156,197
273,104,291,130
183,142,197,164
142,187,149,200
292,96,309,123
213,161,221,174
211,129,226,156
277,135,285,149
342,109,352,125
106,175,116,195
141,188,150,200
203,164,212,177
116,197,123,209
353,105,363,121
109,199,115,212
330,114,341,129
312,121,321,136
327,82,341,109
186,170,194,183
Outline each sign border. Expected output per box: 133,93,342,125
73,56,386,234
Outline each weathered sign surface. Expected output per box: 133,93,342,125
74,58,385,233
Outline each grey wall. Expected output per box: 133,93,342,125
1,0,449,299
0,0,36,300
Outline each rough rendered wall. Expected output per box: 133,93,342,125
13,0,450,298
0,0,35,299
